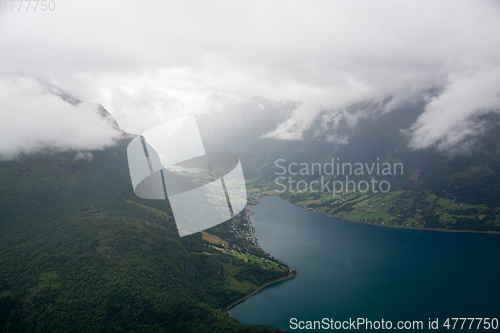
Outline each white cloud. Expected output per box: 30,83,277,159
0,0,499,152
409,68,500,151
74,151,94,161
0,76,122,159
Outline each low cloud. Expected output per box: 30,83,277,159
408,68,500,152
0,0,499,153
0,76,122,159
74,151,94,161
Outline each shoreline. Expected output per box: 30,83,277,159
224,200,298,317
224,269,297,316
275,195,500,235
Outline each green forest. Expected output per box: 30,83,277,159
0,138,288,332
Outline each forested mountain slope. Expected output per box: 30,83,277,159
0,138,284,332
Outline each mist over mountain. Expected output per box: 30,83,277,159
0,76,122,159
199,95,500,163
2,1,498,141
197,95,500,209
2,76,498,211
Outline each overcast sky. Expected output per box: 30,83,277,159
1,0,499,158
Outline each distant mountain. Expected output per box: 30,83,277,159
199,96,500,176
40,80,121,131
196,96,500,230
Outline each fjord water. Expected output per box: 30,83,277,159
230,196,500,331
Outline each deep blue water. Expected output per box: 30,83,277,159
230,196,500,332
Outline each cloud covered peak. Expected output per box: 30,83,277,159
408,68,500,152
0,76,123,159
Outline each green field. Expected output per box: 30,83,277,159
274,185,499,230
